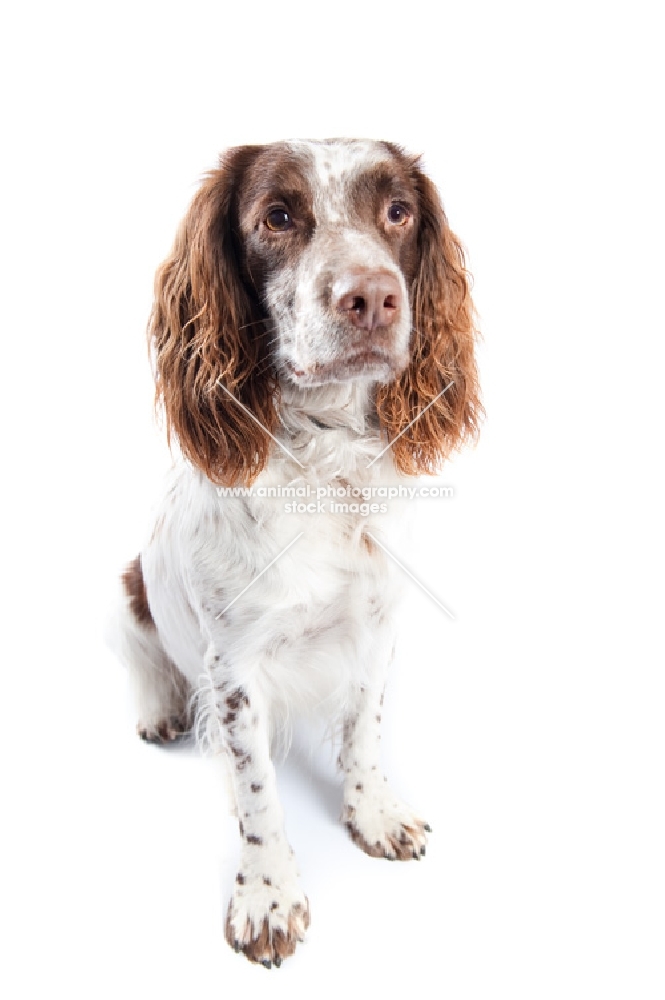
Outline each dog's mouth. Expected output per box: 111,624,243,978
284,348,401,385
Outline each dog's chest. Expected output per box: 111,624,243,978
151,443,407,710
211,464,404,707
233,503,399,712
238,478,398,630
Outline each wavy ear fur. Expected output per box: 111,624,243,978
376,162,482,474
148,148,278,486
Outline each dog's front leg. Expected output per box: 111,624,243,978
340,677,430,861
204,646,309,967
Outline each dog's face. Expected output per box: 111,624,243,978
235,140,420,387
149,139,480,484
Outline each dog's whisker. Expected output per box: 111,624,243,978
238,319,270,331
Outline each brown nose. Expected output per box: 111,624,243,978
333,270,402,332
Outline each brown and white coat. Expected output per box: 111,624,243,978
113,138,480,967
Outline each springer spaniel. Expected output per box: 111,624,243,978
115,139,480,967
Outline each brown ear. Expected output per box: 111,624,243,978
148,147,278,486
376,163,482,474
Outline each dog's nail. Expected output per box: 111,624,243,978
274,956,282,968
261,959,272,969
424,823,432,832
420,846,426,856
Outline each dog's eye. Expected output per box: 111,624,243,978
387,203,410,226
265,207,293,232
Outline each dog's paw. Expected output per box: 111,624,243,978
225,871,310,967
342,778,430,861
137,716,187,744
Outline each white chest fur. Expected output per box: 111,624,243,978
143,386,409,722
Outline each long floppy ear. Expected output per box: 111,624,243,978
148,147,278,486
376,162,482,475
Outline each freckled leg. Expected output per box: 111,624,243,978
204,646,310,967
339,683,430,861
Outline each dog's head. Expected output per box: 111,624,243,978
149,139,480,484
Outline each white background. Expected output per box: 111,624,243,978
2,1,663,997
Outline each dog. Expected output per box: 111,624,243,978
114,138,480,967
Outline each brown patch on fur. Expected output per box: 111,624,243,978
149,146,279,486
348,151,421,280
361,532,376,555
122,555,154,628
229,744,252,769
238,144,317,296
375,154,482,475
240,145,315,232
226,688,250,712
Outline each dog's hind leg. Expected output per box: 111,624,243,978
113,555,192,743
